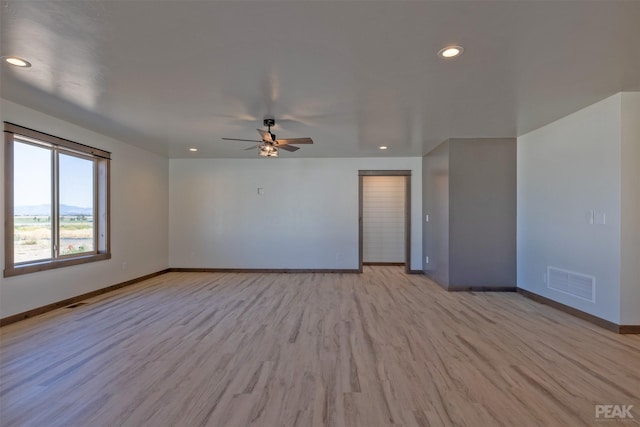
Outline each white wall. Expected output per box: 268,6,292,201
620,92,640,325
518,94,622,323
0,100,169,318
169,157,422,270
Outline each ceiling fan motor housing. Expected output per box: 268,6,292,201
263,118,275,127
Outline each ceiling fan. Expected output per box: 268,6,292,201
222,118,313,157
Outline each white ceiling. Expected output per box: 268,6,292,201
1,1,639,158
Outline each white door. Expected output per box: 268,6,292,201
362,175,406,263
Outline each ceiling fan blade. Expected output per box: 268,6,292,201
275,137,313,145
222,138,262,143
277,144,300,152
256,129,273,142
245,144,260,150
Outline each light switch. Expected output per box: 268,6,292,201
425,214,429,222
257,187,264,195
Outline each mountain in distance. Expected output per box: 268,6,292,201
14,204,93,216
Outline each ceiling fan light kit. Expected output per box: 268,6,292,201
222,118,313,157
259,145,278,157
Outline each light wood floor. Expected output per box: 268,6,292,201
1,267,639,427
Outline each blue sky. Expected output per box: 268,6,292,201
14,141,94,208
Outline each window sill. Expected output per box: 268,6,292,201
4,253,111,277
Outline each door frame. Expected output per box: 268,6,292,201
358,170,411,273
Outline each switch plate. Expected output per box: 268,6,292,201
257,187,264,195
425,214,429,222
425,256,429,264
588,209,607,225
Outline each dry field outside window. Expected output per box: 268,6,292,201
14,215,94,262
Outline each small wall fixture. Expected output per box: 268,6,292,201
379,146,388,150
189,148,198,152
4,56,31,67
438,46,464,58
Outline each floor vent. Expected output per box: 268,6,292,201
547,266,595,302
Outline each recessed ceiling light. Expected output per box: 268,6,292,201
5,56,31,67
379,146,388,150
438,46,464,59
189,148,198,152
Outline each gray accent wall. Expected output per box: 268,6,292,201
422,141,450,286
422,138,516,289
449,139,517,287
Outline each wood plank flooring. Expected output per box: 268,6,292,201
1,267,639,426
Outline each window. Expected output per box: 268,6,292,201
4,123,110,276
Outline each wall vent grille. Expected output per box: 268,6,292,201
547,266,595,302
